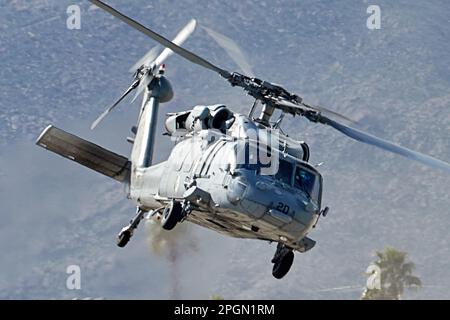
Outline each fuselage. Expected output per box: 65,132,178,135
129,104,323,251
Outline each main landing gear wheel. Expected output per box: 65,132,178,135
161,200,183,230
271,243,294,279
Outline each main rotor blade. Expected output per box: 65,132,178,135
321,116,450,173
276,99,357,124
154,19,197,67
201,25,255,78
90,81,138,130
302,102,356,124
89,0,231,79
272,98,316,116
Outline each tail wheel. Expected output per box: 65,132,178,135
272,250,294,279
116,229,132,248
161,201,182,230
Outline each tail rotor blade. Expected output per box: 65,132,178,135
154,19,197,67
130,19,196,74
129,45,160,73
90,81,138,130
131,19,197,102
131,71,153,103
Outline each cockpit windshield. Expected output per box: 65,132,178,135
294,165,321,204
233,142,322,204
274,160,293,185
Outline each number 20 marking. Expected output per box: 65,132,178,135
276,202,290,214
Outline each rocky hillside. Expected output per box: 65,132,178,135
0,0,449,299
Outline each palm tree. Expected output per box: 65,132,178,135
361,247,421,300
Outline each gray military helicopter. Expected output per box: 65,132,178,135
36,0,450,279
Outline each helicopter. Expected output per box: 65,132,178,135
36,0,450,279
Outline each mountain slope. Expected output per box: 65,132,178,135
0,0,449,299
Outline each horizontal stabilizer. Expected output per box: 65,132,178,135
36,125,130,183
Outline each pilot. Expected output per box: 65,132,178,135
295,167,314,195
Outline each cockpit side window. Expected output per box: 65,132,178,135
274,159,294,185
294,165,321,204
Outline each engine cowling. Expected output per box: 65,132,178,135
164,105,234,136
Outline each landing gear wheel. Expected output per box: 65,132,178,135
117,229,132,248
116,207,146,248
161,201,183,230
272,248,294,279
